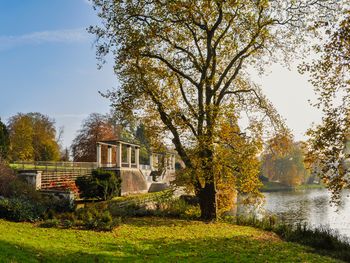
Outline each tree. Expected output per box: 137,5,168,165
135,123,151,164
7,113,60,161
90,0,339,220
301,11,350,203
60,147,70,162
261,134,309,187
0,118,9,159
71,113,116,162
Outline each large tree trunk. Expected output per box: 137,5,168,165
197,180,217,220
196,145,217,220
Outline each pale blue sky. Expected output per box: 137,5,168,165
0,0,322,148
0,0,117,147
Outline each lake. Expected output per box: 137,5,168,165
263,189,350,238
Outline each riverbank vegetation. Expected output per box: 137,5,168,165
235,215,350,262
261,181,324,192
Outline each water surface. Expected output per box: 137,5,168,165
263,189,350,238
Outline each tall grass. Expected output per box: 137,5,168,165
232,215,350,262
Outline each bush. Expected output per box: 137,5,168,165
111,198,200,219
106,191,200,219
77,206,121,231
179,195,199,205
159,198,201,219
0,161,42,202
62,219,74,228
76,169,121,200
39,219,60,228
0,197,46,222
0,161,73,221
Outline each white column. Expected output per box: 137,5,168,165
150,153,153,170
117,143,122,168
107,146,112,167
135,147,140,169
127,146,132,168
172,154,176,170
156,154,159,170
96,143,101,167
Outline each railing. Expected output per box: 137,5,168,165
140,164,151,170
11,161,98,171
12,161,98,190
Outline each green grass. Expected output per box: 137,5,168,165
111,189,172,202
0,217,342,262
260,181,293,192
261,182,324,192
295,184,325,190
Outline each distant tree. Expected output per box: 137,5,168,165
7,113,60,161
71,113,116,162
60,147,70,162
0,118,9,159
301,11,350,203
8,114,34,161
134,124,151,164
261,134,308,187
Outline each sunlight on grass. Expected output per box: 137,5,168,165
0,218,341,262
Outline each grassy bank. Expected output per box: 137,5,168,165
0,217,342,262
261,182,324,192
295,184,325,190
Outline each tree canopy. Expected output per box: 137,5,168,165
7,113,60,161
261,134,309,187
71,113,116,162
302,10,350,202
90,0,340,219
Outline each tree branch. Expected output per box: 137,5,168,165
142,53,199,87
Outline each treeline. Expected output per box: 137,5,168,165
0,112,151,163
0,112,315,187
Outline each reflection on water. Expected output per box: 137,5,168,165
262,189,350,238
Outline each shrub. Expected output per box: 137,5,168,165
76,169,121,200
39,219,60,228
0,197,46,222
108,202,149,217
179,195,199,205
0,161,73,221
77,206,121,231
62,219,74,228
107,191,200,219
160,198,201,219
0,161,42,201
75,177,99,198
0,161,16,196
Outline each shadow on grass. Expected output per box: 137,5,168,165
0,240,113,263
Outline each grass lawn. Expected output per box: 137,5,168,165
0,217,342,262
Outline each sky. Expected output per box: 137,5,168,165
0,0,322,149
